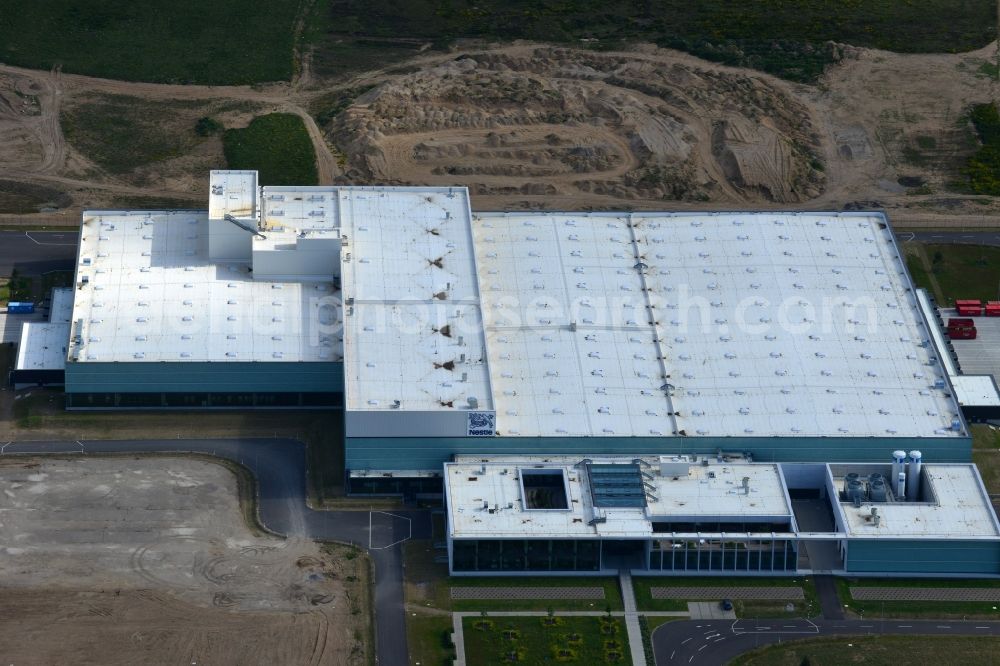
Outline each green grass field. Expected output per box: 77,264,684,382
1,1,993,84
972,425,1000,496
0,0,310,84
911,243,1000,305
733,635,1000,665
407,615,456,666
223,114,318,186
61,94,206,176
463,615,632,665
323,0,996,81
0,181,72,215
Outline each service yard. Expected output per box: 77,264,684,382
0,456,367,665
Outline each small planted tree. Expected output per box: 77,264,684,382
475,609,493,631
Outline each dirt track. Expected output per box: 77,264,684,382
0,457,367,665
0,39,998,225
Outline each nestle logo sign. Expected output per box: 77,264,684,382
467,411,496,437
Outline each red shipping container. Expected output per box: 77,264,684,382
948,327,977,340
956,299,983,316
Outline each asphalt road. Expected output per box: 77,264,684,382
653,617,1000,665
0,438,428,666
0,230,79,275
898,231,1000,246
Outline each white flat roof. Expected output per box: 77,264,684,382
473,212,963,438
446,455,791,540
209,170,257,220
341,187,493,411
260,186,339,234
951,375,1000,407
70,211,340,363
836,464,999,538
50,287,73,324
16,322,69,370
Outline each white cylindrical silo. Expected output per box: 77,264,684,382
891,450,906,485
896,472,906,499
906,450,922,501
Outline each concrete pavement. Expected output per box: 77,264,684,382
620,570,648,666
0,438,427,666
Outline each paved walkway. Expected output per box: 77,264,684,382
619,570,647,666
851,587,1000,601
688,601,737,620
451,586,605,600
652,586,804,600
815,575,845,620
453,613,468,666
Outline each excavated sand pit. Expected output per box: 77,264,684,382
331,47,826,206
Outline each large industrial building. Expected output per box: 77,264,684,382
15,170,1000,576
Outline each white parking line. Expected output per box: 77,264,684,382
367,511,412,549
24,231,76,246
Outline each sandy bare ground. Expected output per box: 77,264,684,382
330,42,1000,220
0,39,997,226
0,457,368,665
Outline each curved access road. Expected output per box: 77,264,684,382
653,617,1000,665
1,438,428,666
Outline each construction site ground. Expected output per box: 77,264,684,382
0,456,369,665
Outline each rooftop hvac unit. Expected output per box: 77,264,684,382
659,456,690,478
846,479,865,504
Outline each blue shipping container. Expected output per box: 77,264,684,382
6,302,34,314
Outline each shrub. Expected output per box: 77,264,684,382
963,103,1000,194
195,117,224,136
